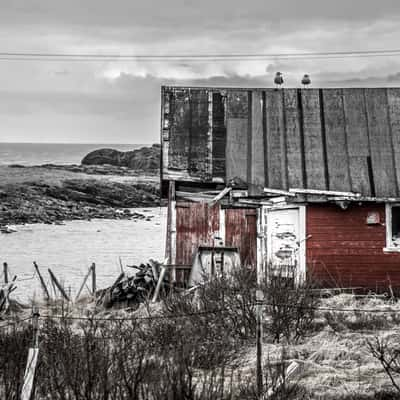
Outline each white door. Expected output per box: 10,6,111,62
263,206,306,284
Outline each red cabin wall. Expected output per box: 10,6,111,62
174,203,257,282
175,202,219,281
225,208,257,267
306,203,400,290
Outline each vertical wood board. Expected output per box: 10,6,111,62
265,89,287,189
301,89,327,189
342,88,371,195
168,89,191,170
212,92,226,178
226,91,249,183
387,88,400,193
322,89,351,191
225,208,257,267
365,88,398,197
283,89,304,188
188,89,209,178
250,91,265,190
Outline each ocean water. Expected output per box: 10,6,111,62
0,142,166,302
1,208,167,302
0,142,148,166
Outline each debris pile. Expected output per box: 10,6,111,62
97,260,170,308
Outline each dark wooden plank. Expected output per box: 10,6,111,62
387,88,400,193
188,89,209,178
342,88,371,195
322,89,351,192
225,208,257,266
283,89,304,188
249,90,265,191
168,89,191,170
365,88,398,197
301,89,327,189
226,91,249,183
212,92,226,179
265,89,287,189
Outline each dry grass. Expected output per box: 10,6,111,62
2,288,400,398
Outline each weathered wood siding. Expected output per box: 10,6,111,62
174,203,257,282
225,208,257,267
307,204,400,289
162,86,400,197
175,202,220,281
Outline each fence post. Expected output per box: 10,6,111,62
256,288,263,397
3,262,8,284
33,262,51,301
21,308,40,400
91,263,96,296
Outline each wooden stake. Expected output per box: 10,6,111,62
91,263,96,296
75,265,93,301
48,269,70,302
21,307,40,400
256,289,263,397
3,262,8,284
33,262,51,301
152,265,167,303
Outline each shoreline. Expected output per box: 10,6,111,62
0,163,162,229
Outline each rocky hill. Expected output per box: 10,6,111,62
81,144,160,171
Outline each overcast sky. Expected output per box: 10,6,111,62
1,0,400,144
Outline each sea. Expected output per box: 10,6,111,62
0,142,147,166
0,142,166,302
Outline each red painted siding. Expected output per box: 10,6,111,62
225,208,257,267
307,203,400,289
175,202,219,281
174,204,258,282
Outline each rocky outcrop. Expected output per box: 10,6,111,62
81,144,160,171
0,178,161,226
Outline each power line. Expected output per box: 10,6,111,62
1,49,400,62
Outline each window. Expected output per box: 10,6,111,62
385,204,400,251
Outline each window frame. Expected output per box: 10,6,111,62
384,203,400,252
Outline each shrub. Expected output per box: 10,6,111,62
262,272,319,343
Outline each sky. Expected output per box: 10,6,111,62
1,0,400,144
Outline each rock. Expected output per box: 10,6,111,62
81,144,160,172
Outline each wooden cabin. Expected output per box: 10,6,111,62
160,86,400,291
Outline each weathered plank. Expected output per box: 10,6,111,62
283,89,304,188
188,89,209,178
365,88,398,197
301,89,327,189
226,91,249,183
225,208,257,266
249,90,265,191
342,88,371,195
265,89,287,189
212,92,226,179
322,89,351,191
387,88,400,193
168,89,191,170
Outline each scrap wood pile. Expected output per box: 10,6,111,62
97,260,171,308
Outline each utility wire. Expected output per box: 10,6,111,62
36,300,400,323
1,49,400,62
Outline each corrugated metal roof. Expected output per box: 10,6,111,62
161,86,400,197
